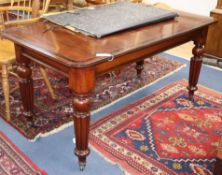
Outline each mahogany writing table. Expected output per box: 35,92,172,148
2,11,215,170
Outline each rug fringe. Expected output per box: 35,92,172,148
89,143,132,175
30,121,73,142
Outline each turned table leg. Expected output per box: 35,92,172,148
135,60,144,80
16,46,34,121
1,64,10,121
69,67,95,170
187,39,204,100
73,94,91,170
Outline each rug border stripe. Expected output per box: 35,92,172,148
89,79,222,175
0,131,47,175
91,79,222,128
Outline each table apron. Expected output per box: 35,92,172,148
21,50,70,77
17,27,207,77
95,29,204,75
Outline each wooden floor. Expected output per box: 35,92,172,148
166,42,193,59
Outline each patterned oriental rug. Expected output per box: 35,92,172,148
90,80,222,175
0,56,184,140
0,131,46,175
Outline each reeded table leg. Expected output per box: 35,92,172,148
69,67,95,171
135,60,144,80
187,39,204,100
16,47,34,122
73,94,91,170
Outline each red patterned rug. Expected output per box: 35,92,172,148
0,131,46,174
90,80,222,175
0,56,183,140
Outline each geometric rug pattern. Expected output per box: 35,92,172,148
0,56,183,140
0,131,47,174
90,80,222,175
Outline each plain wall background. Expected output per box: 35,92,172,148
145,0,218,16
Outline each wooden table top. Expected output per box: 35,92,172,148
2,11,215,68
